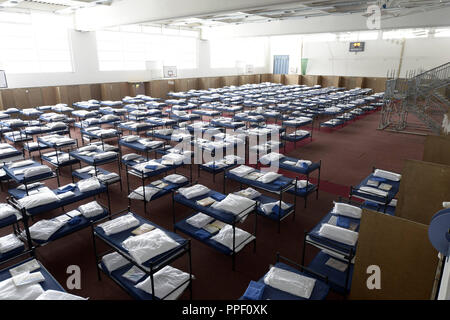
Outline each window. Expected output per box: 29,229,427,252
383,28,429,39
0,12,72,74
302,33,336,42
96,30,198,71
434,28,450,38
210,37,267,68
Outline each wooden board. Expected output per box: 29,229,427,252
27,87,43,107
90,84,102,100
396,159,450,225
12,89,30,109
363,77,387,93
220,76,239,87
67,85,81,106
260,74,272,83
422,135,450,166
272,74,282,84
0,91,4,110
283,74,299,85
41,87,58,106
302,75,320,86
79,85,92,101
0,89,15,109
340,76,364,89
321,75,340,88
349,210,438,300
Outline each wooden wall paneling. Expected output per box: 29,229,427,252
149,80,173,99
0,91,4,110
79,85,92,101
0,89,15,109
260,74,273,83
221,76,239,87
12,89,30,109
283,74,300,85
100,83,112,101
186,78,199,91
67,85,81,106
272,74,282,83
110,83,123,101
41,87,58,106
119,82,130,98
349,210,438,300
395,159,450,225
363,77,387,93
27,87,43,107
321,75,340,87
144,82,152,96
55,86,69,105
90,84,102,100
340,76,364,89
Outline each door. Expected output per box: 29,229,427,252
273,55,289,74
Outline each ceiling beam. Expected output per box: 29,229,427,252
74,0,308,31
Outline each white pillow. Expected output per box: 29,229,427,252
163,174,188,184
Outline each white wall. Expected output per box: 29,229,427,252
270,36,450,78
4,30,269,89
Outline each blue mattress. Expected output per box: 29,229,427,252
72,167,119,183
192,110,221,117
225,170,294,193
306,251,353,293
255,194,294,221
37,137,76,149
282,132,311,142
69,150,118,166
169,114,201,122
307,211,360,255
174,213,253,256
95,213,188,269
362,200,396,216
200,162,239,174
125,157,183,179
119,139,163,154
240,261,329,300
0,257,65,291
351,173,400,205
210,119,246,129
4,161,55,184
278,156,320,175
0,245,26,263
131,179,189,203
0,149,23,161
33,209,109,245
0,214,19,229
4,133,32,143
174,190,253,225
146,118,177,127
118,123,156,133
81,128,120,140
41,153,80,167
10,183,107,217
287,183,317,197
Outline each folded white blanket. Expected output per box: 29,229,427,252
101,252,129,272
78,145,97,152
210,225,254,252
135,265,190,300
132,160,165,173
0,203,20,220
18,191,59,209
9,160,34,169
123,135,139,142
186,213,214,229
229,165,254,177
264,266,316,299
259,152,284,164
211,194,255,217
128,186,160,202
0,234,23,253
373,169,401,181
93,151,117,160
78,201,104,218
234,187,261,200
98,213,140,236
163,174,188,184
318,223,358,246
23,165,52,178
260,201,290,215
257,171,282,183
122,229,179,265
122,153,141,161
358,186,388,198
296,180,311,189
332,202,362,219
178,184,210,199
28,219,65,241
0,278,44,300
295,160,312,167
77,177,101,193
36,290,86,300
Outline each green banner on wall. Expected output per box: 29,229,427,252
301,58,308,75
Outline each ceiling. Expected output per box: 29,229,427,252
147,0,450,29
0,0,111,14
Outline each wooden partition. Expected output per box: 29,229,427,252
148,80,175,99
395,159,450,225
321,75,340,88
302,75,321,86
174,78,198,92
422,135,450,166
363,77,387,93
340,76,364,89
238,74,260,85
220,76,239,87
349,210,438,300
272,74,282,83
283,74,300,85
